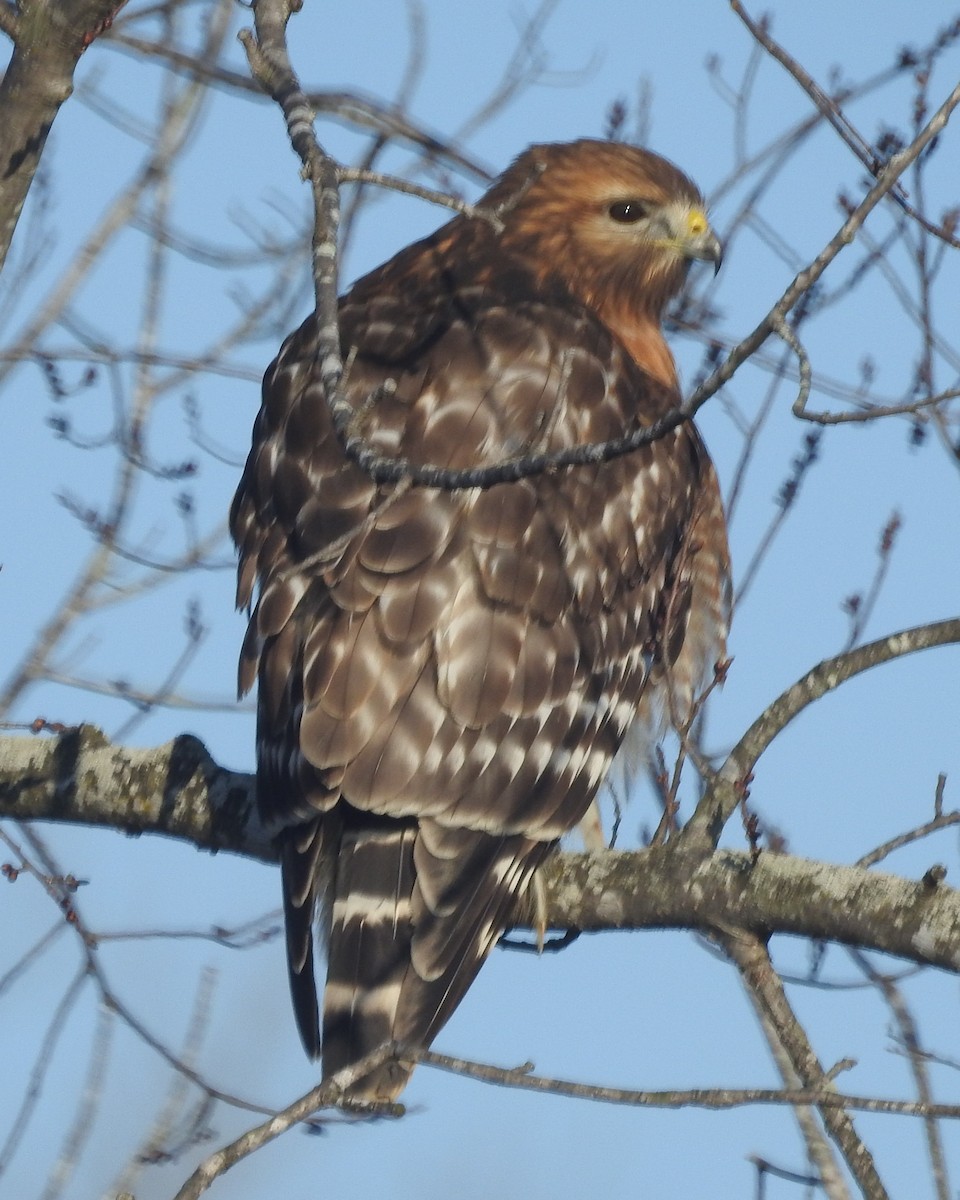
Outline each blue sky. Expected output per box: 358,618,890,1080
1,3,959,1198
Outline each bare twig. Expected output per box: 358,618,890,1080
416,1045,960,1120
110,969,218,1197
770,315,812,416
0,821,299,1125
721,930,861,1200
685,617,960,844
731,1,960,251
856,808,960,870
170,1046,399,1200
338,166,503,228
735,428,821,607
0,966,88,1178
105,32,494,183
848,948,951,1200
41,1002,115,1200
0,0,235,725
841,512,902,651
240,9,960,495
688,75,960,417
0,921,67,997
797,390,960,426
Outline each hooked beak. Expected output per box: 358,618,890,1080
682,208,723,275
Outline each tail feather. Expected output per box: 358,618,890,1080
279,819,332,1059
321,820,418,1098
405,836,547,1051
409,820,538,979
317,815,546,1101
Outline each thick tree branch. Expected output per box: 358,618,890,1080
542,849,960,972
3,727,959,975
0,0,127,273
0,725,270,860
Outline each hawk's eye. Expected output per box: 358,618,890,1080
608,200,648,223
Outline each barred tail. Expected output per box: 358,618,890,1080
278,820,330,1059
320,816,547,1102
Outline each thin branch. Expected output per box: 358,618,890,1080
689,74,960,411
795,388,960,426
416,1045,960,1119
95,913,282,949
0,966,89,1178
0,2,235,726
841,512,902,652
1,821,294,1122
769,314,812,416
722,929,883,1200
732,2,960,251
41,669,244,713
110,969,218,1197
734,428,822,607
856,810,960,870
848,949,951,1200
240,13,960,494
170,1046,399,1200
40,1002,115,1200
105,32,494,183
338,166,502,228
684,617,960,843
0,346,261,382
239,0,343,426
0,921,67,997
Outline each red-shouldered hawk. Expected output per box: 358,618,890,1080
230,139,730,1102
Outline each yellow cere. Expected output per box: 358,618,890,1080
686,208,709,236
